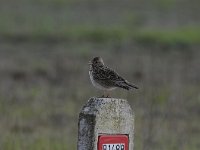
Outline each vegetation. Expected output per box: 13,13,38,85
0,0,200,150
1,14,200,45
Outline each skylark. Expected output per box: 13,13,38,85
89,56,138,97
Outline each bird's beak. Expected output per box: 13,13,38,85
88,61,92,65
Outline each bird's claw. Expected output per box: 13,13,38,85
98,95,111,98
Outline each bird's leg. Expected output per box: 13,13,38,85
99,91,111,98
105,90,111,98
103,90,106,98
99,91,105,98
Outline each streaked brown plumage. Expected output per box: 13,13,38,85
89,56,138,97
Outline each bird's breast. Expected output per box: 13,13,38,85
89,70,116,91
89,70,96,87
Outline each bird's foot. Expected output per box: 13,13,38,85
98,95,111,98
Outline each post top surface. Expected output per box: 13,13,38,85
80,97,132,115
89,97,127,102
86,97,127,107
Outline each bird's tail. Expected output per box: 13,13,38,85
126,81,139,90
116,80,139,90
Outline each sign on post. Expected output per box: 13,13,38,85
98,135,128,150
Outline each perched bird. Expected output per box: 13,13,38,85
88,56,138,97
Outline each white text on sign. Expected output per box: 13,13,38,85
103,143,125,150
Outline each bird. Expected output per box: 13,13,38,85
88,56,138,97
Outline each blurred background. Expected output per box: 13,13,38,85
0,0,200,149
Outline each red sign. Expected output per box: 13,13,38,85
98,135,129,150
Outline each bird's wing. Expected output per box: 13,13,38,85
93,66,139,90
93,66,125,82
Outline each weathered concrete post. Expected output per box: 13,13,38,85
77,97,134,150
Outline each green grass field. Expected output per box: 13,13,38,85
0,0,200,149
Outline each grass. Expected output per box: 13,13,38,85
0,0,200,149
1,134,73,150
153,0,176,10
1,25,200,47
1,13,200,46
0,42,200,150
0,0,200,46
135,27,200,46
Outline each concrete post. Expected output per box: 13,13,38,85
77,97,134,150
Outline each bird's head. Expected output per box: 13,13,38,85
89,57,104,66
